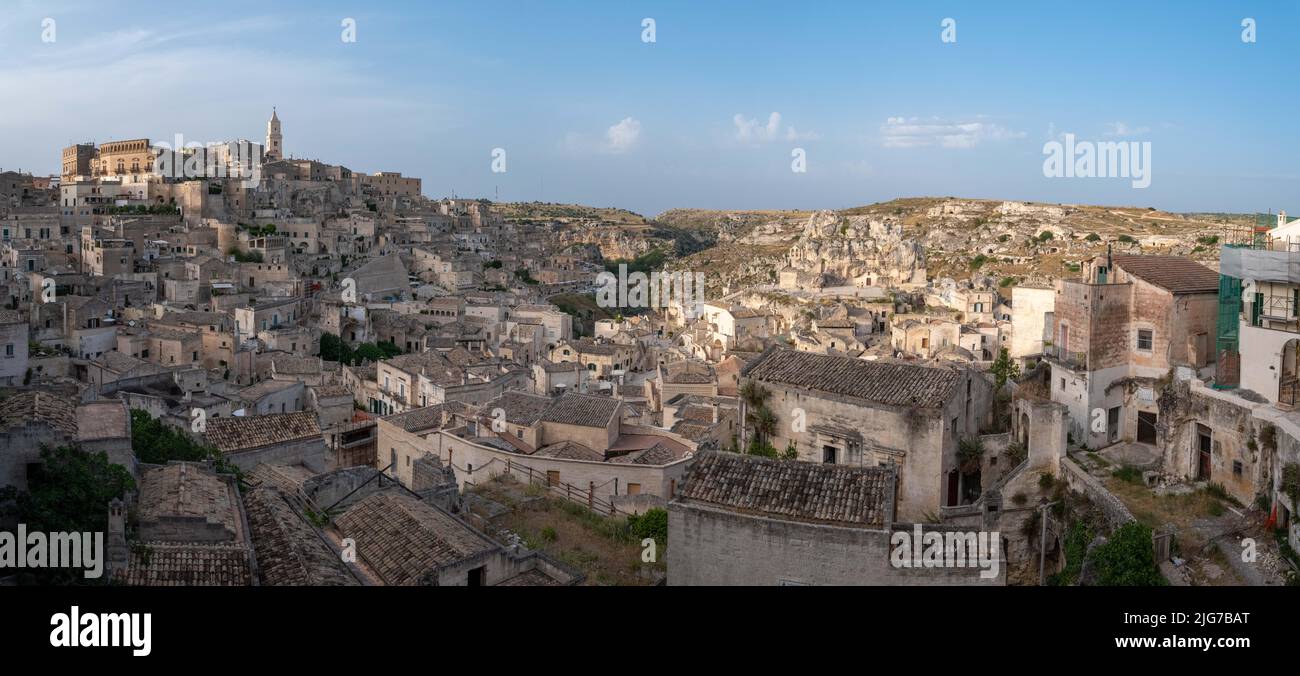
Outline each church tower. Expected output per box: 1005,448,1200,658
265,108,283,161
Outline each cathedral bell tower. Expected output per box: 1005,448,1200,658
265,108,283,161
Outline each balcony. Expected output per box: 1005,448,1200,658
1043,343,1087,371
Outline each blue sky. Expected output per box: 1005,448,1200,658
0,0,1296,216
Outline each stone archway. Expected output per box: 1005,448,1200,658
1281,339,1300,408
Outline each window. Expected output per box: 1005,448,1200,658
626,483,641,495
3,344,11,357
1233,460,1243,477
1136,329,1153,351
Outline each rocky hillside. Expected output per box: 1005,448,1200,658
499,201,716,262
661,198,1245,295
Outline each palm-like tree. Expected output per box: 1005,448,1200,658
748,406,778,447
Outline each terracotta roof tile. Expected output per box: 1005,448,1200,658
677,452,892,527
206,411,320,454
745,349,960,409
1113,255,1219,294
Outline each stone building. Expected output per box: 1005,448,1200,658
205,410,326,472
1046,254,1219,448
740,348,993,520
330,491,579,586
667,452,1004,586
0,392,132,492
113,461,255,586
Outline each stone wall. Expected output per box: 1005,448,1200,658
668,501,1004,586
1060,456,1134,530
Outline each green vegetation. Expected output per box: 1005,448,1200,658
1088,522,1167,586
1112,465,1145,485
319,331,402,365
969,254,988,270
627,508,667,548
104,203,179,215
1084,233,1101,242
1282,463,1300,511
1117,234,1137,244
226,247,263,263
1196,235,1219,245
999,276,1017,287
1048,520,1093,586
604,248,669,276
957,437,984,473
129,409,240,475
991,348,1020,390
1036,231,1054,242
514,267,539,285
0,445,135,536
239,223,277,237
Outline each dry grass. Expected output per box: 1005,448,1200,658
468,477,660,586
1104,478,1229,549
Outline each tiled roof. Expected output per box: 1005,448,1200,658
75,400,130,442
137,463,239,539
677,452,892,527
540,392,620,429
383,404,453,433
0,391,77,438
206,411,321,454
235,378,300,403
1113,255,1220,294
244,486,359,586
116,543,252,586
334,492,496,586
609,443,680,465
663,360,716,384
96,350,148,374
533,440,604,461
745,349,960,409
481,390,551,426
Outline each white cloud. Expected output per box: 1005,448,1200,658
1102,122,1150,138
881,116,1024,149
562,117,643,155
604,117,641,153
733,112,819,143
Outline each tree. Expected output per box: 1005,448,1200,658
739,380,770,409
0,445,135,535
1089,522,1167,586
129,409,225,467
991,348,1020,390
747,406,778,448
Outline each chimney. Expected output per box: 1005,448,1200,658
106,498,128,574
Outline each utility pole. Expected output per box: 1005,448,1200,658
1038,500,1058,585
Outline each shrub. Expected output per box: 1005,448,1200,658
957,437,985,473
627,508,667,546
1112,465,1144,485
541,526,558,542
1089,522,1167,586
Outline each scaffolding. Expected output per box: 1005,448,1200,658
1216,212,1300,389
